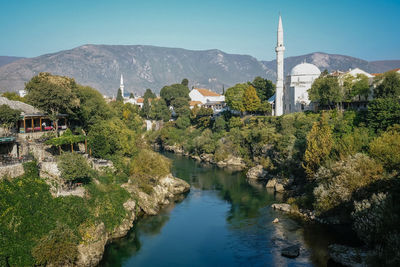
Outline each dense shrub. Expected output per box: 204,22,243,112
32,223,78,266
58,152,93,186
313,153,384,214
369,125,400,172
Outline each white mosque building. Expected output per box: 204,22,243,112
272,15,321,115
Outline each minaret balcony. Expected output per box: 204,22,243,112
275,46,285,52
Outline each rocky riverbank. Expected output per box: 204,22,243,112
162,144,246,170
75,174,190,267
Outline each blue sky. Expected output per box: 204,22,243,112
0,0,399,61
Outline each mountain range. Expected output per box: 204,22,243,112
0,45,399,96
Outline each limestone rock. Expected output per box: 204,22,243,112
328,244,368,267
275,183,285,192
271,203,292,213
110,199,136,240
273,218,279,223
0,163,24,180
266,178,277,188
76,223,108,267
281,245,300,258
246,165,267,180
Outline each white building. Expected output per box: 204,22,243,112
189,88,225,104
189,88,226,114
283,63,321,113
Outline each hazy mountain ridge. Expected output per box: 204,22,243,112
0,45,398,96
0,56,24,67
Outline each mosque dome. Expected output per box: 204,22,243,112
290,63,321,76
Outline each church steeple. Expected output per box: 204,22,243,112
120,74,124,99
275,15,285,116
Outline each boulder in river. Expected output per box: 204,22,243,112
246,165,267,179
281,245,300,258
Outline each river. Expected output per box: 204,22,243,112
100,152,343,267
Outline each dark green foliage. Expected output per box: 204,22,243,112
175,115,191,129
160,83,190,106
367,98,400,132
0,104,21,133
369,125,400,172
181,78,189,87
25,72,79,117
171,97,190,117
308,75,343,107
148,98,171,122
72,85,113,131
58,152,93,184
213,116,227,132
143,89,156,99
116,88,123,102
374,71,400,98
251,76,275,102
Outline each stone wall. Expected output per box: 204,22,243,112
0,163,24,179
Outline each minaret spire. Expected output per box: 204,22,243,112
120,74,124,99
275,14,285,116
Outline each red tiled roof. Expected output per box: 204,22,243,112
136,98,144,103
189,101,202,106
195,88,221,97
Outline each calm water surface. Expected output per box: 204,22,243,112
100,153,341,267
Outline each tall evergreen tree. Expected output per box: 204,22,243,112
116,88,123,102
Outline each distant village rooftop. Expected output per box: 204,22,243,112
194,88,222,97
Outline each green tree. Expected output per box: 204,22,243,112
171,97,190,117
225,83,247,112
374,71,400,98
72,85,113,131
367,98,400,131
58,152,92,186
343,74,370,101
160,83,190,106
25,72,79,129
308,75,343,109
369,125,400,172
242,85,261,113
251,76,275,102
88,119,137,158
148,98,171,122
228,116,243,130
116,88,123,102
181,78,189,87
303,113,333,178
143,88,156,99
0,104,21,135
213,116,227,132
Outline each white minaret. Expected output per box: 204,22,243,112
275,15,285,116
120,74,124,99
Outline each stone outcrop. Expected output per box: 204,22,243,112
0,163,24,179
76,223,108,267
216,155,246,169
163,144,185,154
74,174,189,267
328,244,369,267
266,178,292,192
246,165,267,180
